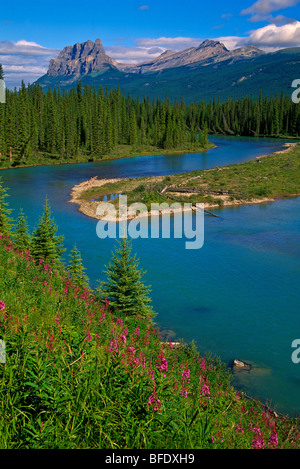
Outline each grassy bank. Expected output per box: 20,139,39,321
76,143,300,217
0,142,214,171
0,233,299,449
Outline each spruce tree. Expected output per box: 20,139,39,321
31,198,65,263
0,178,13,236
200,122,208,147
67,245,89,289
98,238,154,320
13,208,31,252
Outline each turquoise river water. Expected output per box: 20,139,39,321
1,135,299,416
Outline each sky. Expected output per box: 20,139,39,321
0,0,300,88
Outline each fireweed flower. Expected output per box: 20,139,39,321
200,357,206,371
116,317,123,327
251,437,265,449
180,386,188,398
148,388,162,412
0,301,5,310
235,424,244,434
156,349,168,374
201,384,211,399
119,329,128,345
268,433,278,448
182,368,191,383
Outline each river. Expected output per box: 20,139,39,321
1,135,299,416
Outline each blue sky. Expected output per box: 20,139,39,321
1,0,300,88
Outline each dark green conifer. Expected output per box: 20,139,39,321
0,178,13,236
13,208,31,252
67,245,89,289
31,198,65,263
98,238,154,320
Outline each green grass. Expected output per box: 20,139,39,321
0,143,214,171
81,143,300,210
0,233,300,449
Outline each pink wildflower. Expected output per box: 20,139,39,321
268,433,278,448
236,424,244,434
180,386,188,398
251,437,265,449
0,301,5,310
182,368,191,383
201,384,211,399
200,357,205,371
156,349,168,373
148,388,162,412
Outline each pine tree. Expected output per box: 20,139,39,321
67,245,89,289
0,178,13,236
13,208,31,252
98,238,154,320
31,198,65,263
200,122,209,147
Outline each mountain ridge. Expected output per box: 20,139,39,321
47,38,265,76
37,38,300,103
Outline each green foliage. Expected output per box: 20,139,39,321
67,245,89,289
0,177,13,236
13,208,31,252
93,143,300,209
1,81,299,168
0,233,299,449
98,238,154,320
31,198,65,264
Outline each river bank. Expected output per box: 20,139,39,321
68,142,299,221
0,142,215,172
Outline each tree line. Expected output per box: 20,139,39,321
0,75,299,163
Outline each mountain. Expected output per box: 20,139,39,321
48,38,117,76
117,39,264,73
36,39,300,103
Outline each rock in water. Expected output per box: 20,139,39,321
232,359,252,371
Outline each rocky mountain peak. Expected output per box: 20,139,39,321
197,39,228,51
48,39,117,76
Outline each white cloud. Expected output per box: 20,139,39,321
241,0,300,16
136,37,203,49
0,40,59,57
0,40,59,88
215,20,300,50
106,45,164,64
107,37,205,64
246,20,300,47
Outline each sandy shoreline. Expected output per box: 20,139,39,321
68,142,299,221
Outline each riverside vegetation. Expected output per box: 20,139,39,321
0,74,300,169
0,178,300,449
77,142,300,215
